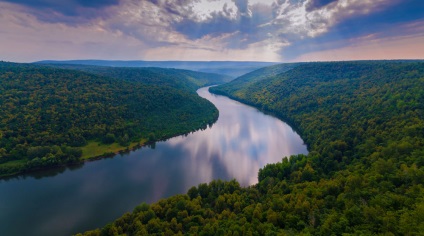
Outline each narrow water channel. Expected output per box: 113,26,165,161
0,87,307,236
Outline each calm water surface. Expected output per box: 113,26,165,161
0,87,307,236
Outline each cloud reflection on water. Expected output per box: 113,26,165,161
166,87,308,186
0,87,307,236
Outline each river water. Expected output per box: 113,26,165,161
0,87,307,235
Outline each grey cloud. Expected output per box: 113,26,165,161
0,0,120,24
171,0,272,43
232,0,250,17
2,0,409,61
174,14,237,40
74,0,119,8
305,0,338,11
103,1,194,48
145,0,196,18
1,0,120,15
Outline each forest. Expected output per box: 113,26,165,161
0,62,226,177
81,61,424,235
39,63,233,90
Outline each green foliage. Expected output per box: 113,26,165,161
41,64,231,91
212,62,300,96
212,61,424,173
0,62,220,176
84,61,424,235
102,133,116,145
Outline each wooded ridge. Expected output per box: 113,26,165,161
0,62,223,177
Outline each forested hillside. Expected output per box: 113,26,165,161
40,64,232,90
211,63,300,95
0,62,220,177
83,61,424,235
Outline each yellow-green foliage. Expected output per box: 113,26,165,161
80,140,145,159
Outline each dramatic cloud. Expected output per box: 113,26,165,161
306,0,338,11
1,0,120,15
0,0,422,62
0,0,120,23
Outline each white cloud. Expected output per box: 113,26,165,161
191,0,238,21
0,0,416,62
249,0,275,6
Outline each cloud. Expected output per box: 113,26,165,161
293,29,424,62
0,2,148,62
305,0,337,11
280,0,423,60
233,0,251,17
0,0,422,62
1,0,120,14
0,0,120,24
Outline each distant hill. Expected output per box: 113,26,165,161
34,60,278,77
39,64,232,90
212,62,301,95
0,62,221,177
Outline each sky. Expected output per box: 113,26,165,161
0,0,423,62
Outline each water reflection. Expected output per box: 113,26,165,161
0,87,307,236
168,87,307,186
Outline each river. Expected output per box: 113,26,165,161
0,87,307,235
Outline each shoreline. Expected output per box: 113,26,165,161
0,117,218,180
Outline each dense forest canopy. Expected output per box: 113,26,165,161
0,62,222,177
82,61,424,235
39,64,232,91
212,63,301,95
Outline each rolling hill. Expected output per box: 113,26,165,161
0,62,222,177
39,64,232,91
35,60,278,77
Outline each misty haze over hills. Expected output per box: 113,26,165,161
35,60,278,77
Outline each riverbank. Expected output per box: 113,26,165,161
0,140,145,178
0,86,307,236
0,123,216,179
81,140,146,160
208,87,310,152
0,62,223,179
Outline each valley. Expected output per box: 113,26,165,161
0,60,423,235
